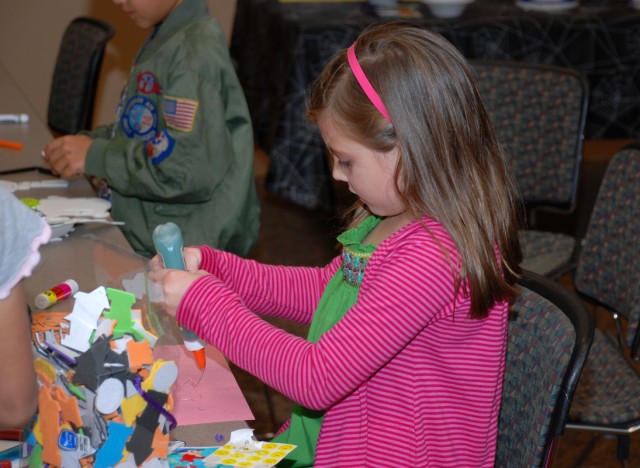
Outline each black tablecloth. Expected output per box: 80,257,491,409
231,0,640,209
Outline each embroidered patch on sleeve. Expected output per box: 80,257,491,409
163,96,199,132
146,129,175,165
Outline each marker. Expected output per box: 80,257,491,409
35,279,79,310
0,113,29,124
0,140,23,150
152,222,207,370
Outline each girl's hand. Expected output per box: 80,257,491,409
148,268,207,317
183,247,202,272
148,247,202,273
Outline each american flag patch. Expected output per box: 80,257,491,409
163,96,199,132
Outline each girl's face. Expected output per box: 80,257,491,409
319,114,406,217
112,0,182,29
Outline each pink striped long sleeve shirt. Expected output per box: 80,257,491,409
176,217,508,467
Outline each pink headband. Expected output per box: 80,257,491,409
347,43,391,123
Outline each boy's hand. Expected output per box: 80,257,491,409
43,135,92,179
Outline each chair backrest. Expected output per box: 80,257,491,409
47,17,115,136
496,270,593,467
470,60,588,214
574,144,640,354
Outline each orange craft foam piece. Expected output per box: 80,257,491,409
138,367,150,380
31,311,69,344
126,339,154,372
35,369,53,388
39,387,62,467
103,410,124,424
52,386,82,428
151,426,170,460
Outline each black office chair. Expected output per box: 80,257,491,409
470,60,589,279
496,270,594,468
563,144,640,462
47,17,115,136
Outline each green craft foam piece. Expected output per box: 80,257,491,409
29,443,43,467
66,381,86,401
104,288,144,341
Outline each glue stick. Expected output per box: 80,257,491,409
34,279,79,309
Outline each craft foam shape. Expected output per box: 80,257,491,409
45,340,80,365
130,388,171,450
111,335,131,354
142,360,178,393
37,196,111,220
62,287,110,352
121,272,147,300
127,339,154,371
31,418,43,445
52,385,83,427
133,319,159,346
126,419,155,465
95,317,114,339
82,391,110,449
73,335,128,391
104,287,144,341
140,456,166,468
95,378,125,414
35,357,57,385
39,386,62,467
31,311,69,342
126,378,139,398
94,422,133,468
29,444,44,468
150,426,170,460
61,447,88,468
66,380,86,401
138,389,169,429
116,453,138,467
121,393,146,427
133,317,154,345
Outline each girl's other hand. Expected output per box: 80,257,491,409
148,247,201,273
148,268,207,317
148,254,164,273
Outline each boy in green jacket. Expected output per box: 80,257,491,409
43,0,260,258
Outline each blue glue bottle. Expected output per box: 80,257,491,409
152,222,207,370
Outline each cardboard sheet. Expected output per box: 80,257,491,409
154,345,254,427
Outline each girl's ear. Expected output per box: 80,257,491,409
394,149,407,193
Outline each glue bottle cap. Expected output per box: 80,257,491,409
65,279,79,293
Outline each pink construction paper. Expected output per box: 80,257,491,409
153,344,254,426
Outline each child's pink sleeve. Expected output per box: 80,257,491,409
195,245,341,323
